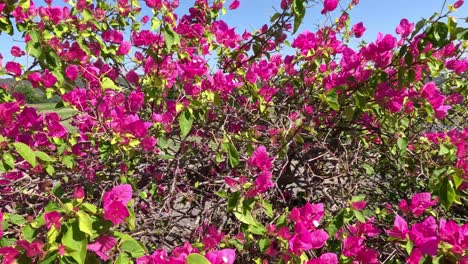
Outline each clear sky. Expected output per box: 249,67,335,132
1,0,466,65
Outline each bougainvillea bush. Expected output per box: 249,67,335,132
0,0,467,263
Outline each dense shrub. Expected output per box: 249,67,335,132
0,0,466,263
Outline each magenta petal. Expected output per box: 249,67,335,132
88,235,116,261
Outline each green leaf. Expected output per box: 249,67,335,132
353,210,366,223
227,191,241,212
262,200,273,218
80,203,97,214
411,19,427,38
362,164,374,175
2,153,15,170
62,155,74,169
0,16,14,35
405,240,414,255
82,9,94,22
62,222,87,264
115,252,132,264
447,16,457,39
22,225,39,242
76,211,94,237
120,238,146,258
397,137,408,152
163,25,180,49
13,142,37,167
179,110,193,138
46,165,55,176
439,177,456,208
101,77,120,91
35,151,52,162
39,252,58,264
223,141,240,168
8,214,27,225
292,0,306,34
259,237,270,252
426,22,449,47
456,28,468,40
47,226,60,243
0,237,16,247
186,253,211,264
325,90,340,111
452,174,463,189
19,0,31,9
351,195,366,202
438,144,450,156
247,223,266,235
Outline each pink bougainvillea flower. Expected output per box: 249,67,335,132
321,0,338,14
125,70,139,85
254,171,274,193
27,72,42,88
351,201,366,211
0,212,3,239
376,33,397,52
73,186,85,199
117,41,131,55
44,211,62,230
407,248,423,264
398,199,409,214
141,136,157,151
228,0,240,10
206,249,236,264
290,202,325,227
57,244,66,256
409,216,439,256
141,15,150,23
396,19,414,38
355,248,379,264
145,0,162,9
202,226,225,250
11,46,25,57
247,146,272,171
420,82,451,119
47,120,68,138
212,20,240,49
102,184,133,225
351,22,366,38
454,0,464,8
439,218,467,254
289,222,329,254
136,250,169,264
65,65,79,81
103,200,130,225
259,86,279,102
409,192,437,217
353,218,381,237
102,184,133,209
0,247,19,264
5,62,21,76
307,253,338,264
342,236,364,257
41,69,57,88
16,240,44,258
127,90,145,113
87,235,116,261
386,215,409,240
102,30,123,43
421,82,439,99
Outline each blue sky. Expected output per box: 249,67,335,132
1,0,466,66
